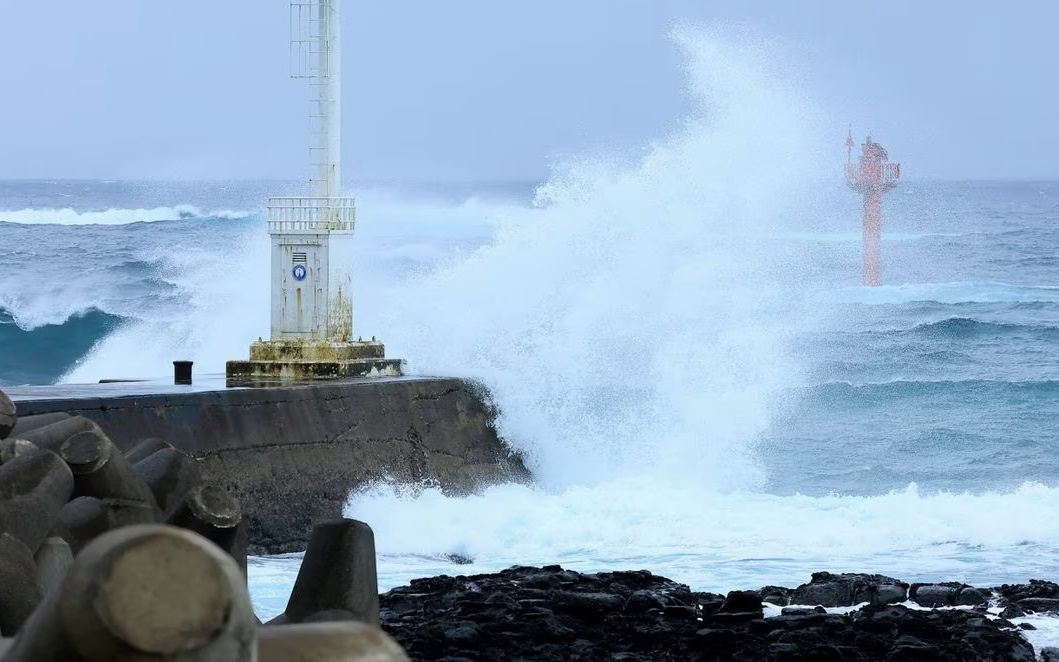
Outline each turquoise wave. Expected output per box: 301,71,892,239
0,307,126,385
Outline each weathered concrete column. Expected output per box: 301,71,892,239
258,621,409,661
4,524,257,661
0,448,75,553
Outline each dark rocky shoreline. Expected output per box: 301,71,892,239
380,565,1057,661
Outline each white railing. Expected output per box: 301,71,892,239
267,196,356,233
845,162,900,192
881,162,901,187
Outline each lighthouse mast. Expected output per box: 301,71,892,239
305,0,342,203
226,0,402,383
845,128,900,287
266,0,355,343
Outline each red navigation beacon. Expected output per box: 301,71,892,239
845,127,900,287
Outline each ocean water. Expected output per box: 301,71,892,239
2,28,1059,646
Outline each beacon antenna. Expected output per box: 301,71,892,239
289,0,345,204
226,0,403,384
844,129,900,287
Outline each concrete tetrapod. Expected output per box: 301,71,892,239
0,439,37,465
6,413,70,442
58,496,159,555
0,448,75,553
272,519,380,626
0,390,15,440
0,533,44,636
258,622,409,662
60,430,160,509
3,524,257,661
166,485,248,579
133,448,203,517
33,537,74,600
18,416,103,453
57,497,109,552
124,438,175,465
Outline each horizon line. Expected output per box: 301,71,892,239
3,176,1059,185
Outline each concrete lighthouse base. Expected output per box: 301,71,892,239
225,340,403,386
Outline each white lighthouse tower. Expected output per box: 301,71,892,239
227,0,401,383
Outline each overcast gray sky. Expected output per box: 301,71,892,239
1,1,1056,182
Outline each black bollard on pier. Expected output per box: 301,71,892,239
174,360,194,385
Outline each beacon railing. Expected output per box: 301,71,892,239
844,162,901,191
267,196,356,233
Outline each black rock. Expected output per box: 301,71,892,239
758,585,792,606
995,579,1059,603
956,586,988,606
910,582,965,608
718,590,763,614
1016,597,1059,615
625,589,666,614
779,606,826,616
791,572,908,608
377,566,1037,661
446,553,474,565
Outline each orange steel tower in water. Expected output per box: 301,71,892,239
845,128,900,286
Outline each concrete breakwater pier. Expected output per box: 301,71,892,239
6,376,529,554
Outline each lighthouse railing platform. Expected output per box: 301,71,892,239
267,196,356,234
844,162,900,191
